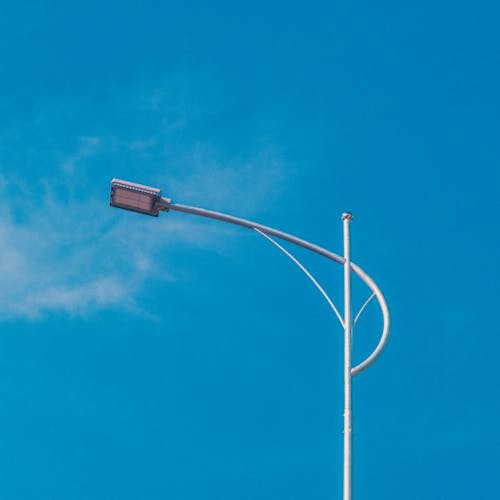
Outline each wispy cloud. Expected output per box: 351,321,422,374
0,74,287,320
59,136,102,174
162,142,284,214
0,182,125,319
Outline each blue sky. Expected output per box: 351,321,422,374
0,1,499,498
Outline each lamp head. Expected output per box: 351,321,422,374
110,179,167,217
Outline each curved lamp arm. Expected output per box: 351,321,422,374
108,179,389,377
165,201,390,377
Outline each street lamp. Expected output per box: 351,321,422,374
109,178,390,500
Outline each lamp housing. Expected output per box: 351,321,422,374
110,178,164,217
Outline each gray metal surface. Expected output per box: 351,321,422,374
342,213,353,500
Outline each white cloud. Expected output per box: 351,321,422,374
59,136,101,174
14,278,130,319
0,188,128,319
163,143,284,214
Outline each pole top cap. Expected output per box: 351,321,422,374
342,212,353,221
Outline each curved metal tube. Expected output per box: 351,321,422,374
348,263,390,376
253,228,344,328
167,201,390,376
167,203,345,264
353,293,376,328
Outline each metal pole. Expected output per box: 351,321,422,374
342,212,353,500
